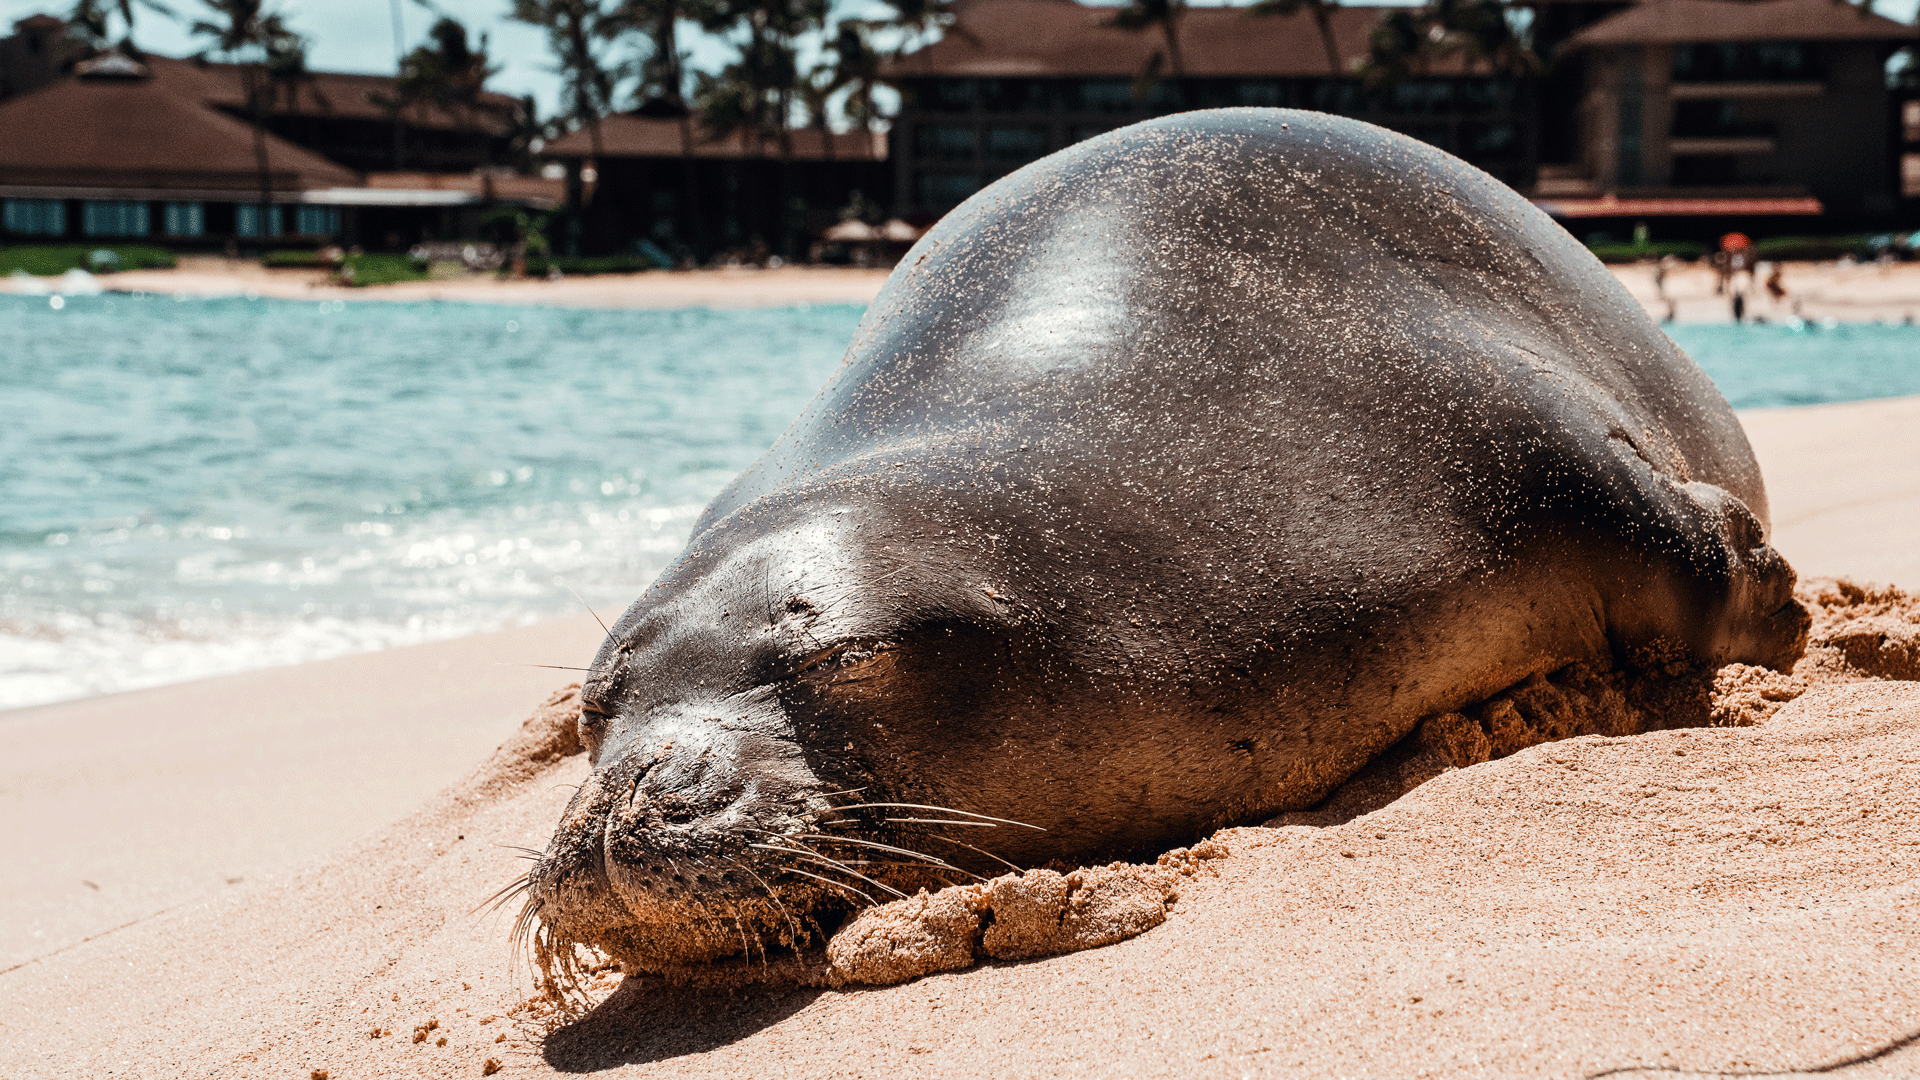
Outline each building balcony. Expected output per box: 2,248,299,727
1669,82,1824,101
1668,136,1778,156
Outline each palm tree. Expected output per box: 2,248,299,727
193,1,310,248
512,0,621,221
386,16,499,169
689,0,828,258
66,0,174,58
1362,0,1537,83
1103,0,1185,80
1249,0,1345,77
822,18,886,141
613,0,703,253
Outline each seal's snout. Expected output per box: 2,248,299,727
593,708,827,900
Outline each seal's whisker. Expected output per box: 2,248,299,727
500,663,598,672
737,861,802,949
561,582,614,648
749,843,909,899
791,834,986,880
925,833,1026,875
881,817,1001,828
474,874,532,916
823,802,1047,830
777,864,876,905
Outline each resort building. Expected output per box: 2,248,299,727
541,112,889,260
1537,0,1919,230
881,0,1538,219
0,16,555,251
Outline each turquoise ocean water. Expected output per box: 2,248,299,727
2,292,1915,709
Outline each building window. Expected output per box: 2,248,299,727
986,126,1048,162
1617,52,1644,187
1235,80,1287,107
3,198,65,236
914,125,976,162
915,171,979,207
235,202,283,237
1460,122,1518,157
981,79,1048,113
292,205,340,236
81,200,149,237
1672,42,1818,83
1067,79,1135,113
1671,100,1773,139
1902,100,1919,143
1903,153,1920,198
1389,81,1456,114
920,79,975,112
164,202,205,237
1672,155,1740,186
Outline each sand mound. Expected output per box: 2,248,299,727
801,578,1920,987
3,579,1919,1078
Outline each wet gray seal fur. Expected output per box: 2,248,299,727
524,108,1808,975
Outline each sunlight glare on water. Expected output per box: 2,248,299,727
0,293,861,708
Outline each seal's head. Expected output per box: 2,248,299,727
523,490,1071,976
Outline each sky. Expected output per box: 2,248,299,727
4,0,1916,124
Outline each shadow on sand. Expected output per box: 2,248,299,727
541,976,824,1071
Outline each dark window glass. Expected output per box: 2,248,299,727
922,79,976,112
1389,81,1455,114
1460,122,1517,157
1235,80,1287,107
82,200,150,237
1306,80,1362,113
913,125,977,161
164,201,205,237
3,198,66,236
1068,124,1109,144
1671,100,1773,139
1068,79,1136,113
1458,79,1517,112
981,79,1048,112
1672,43,1819,82
1672,154,1741,185
986,126,1048,161
916,171,980,207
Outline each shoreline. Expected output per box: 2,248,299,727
7,254,896,309
6,254,1920,322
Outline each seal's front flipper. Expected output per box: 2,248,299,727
1677,481,1809,672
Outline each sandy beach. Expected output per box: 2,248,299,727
7,253,1920,321
0,389,1915,1078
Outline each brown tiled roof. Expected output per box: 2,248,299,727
1563,0,1919,49
0,71,360,191
144,55,520,135
883,0,1410,78
543,114,886,160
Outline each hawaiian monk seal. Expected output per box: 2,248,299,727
524,108,1808,975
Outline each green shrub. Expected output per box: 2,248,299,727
1586,241,1706,264
336,253,428,286
0,245,175,275
1750,235,1868,261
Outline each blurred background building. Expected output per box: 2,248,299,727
0,0,1915,262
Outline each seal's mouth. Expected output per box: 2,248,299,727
517,776,1040,987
